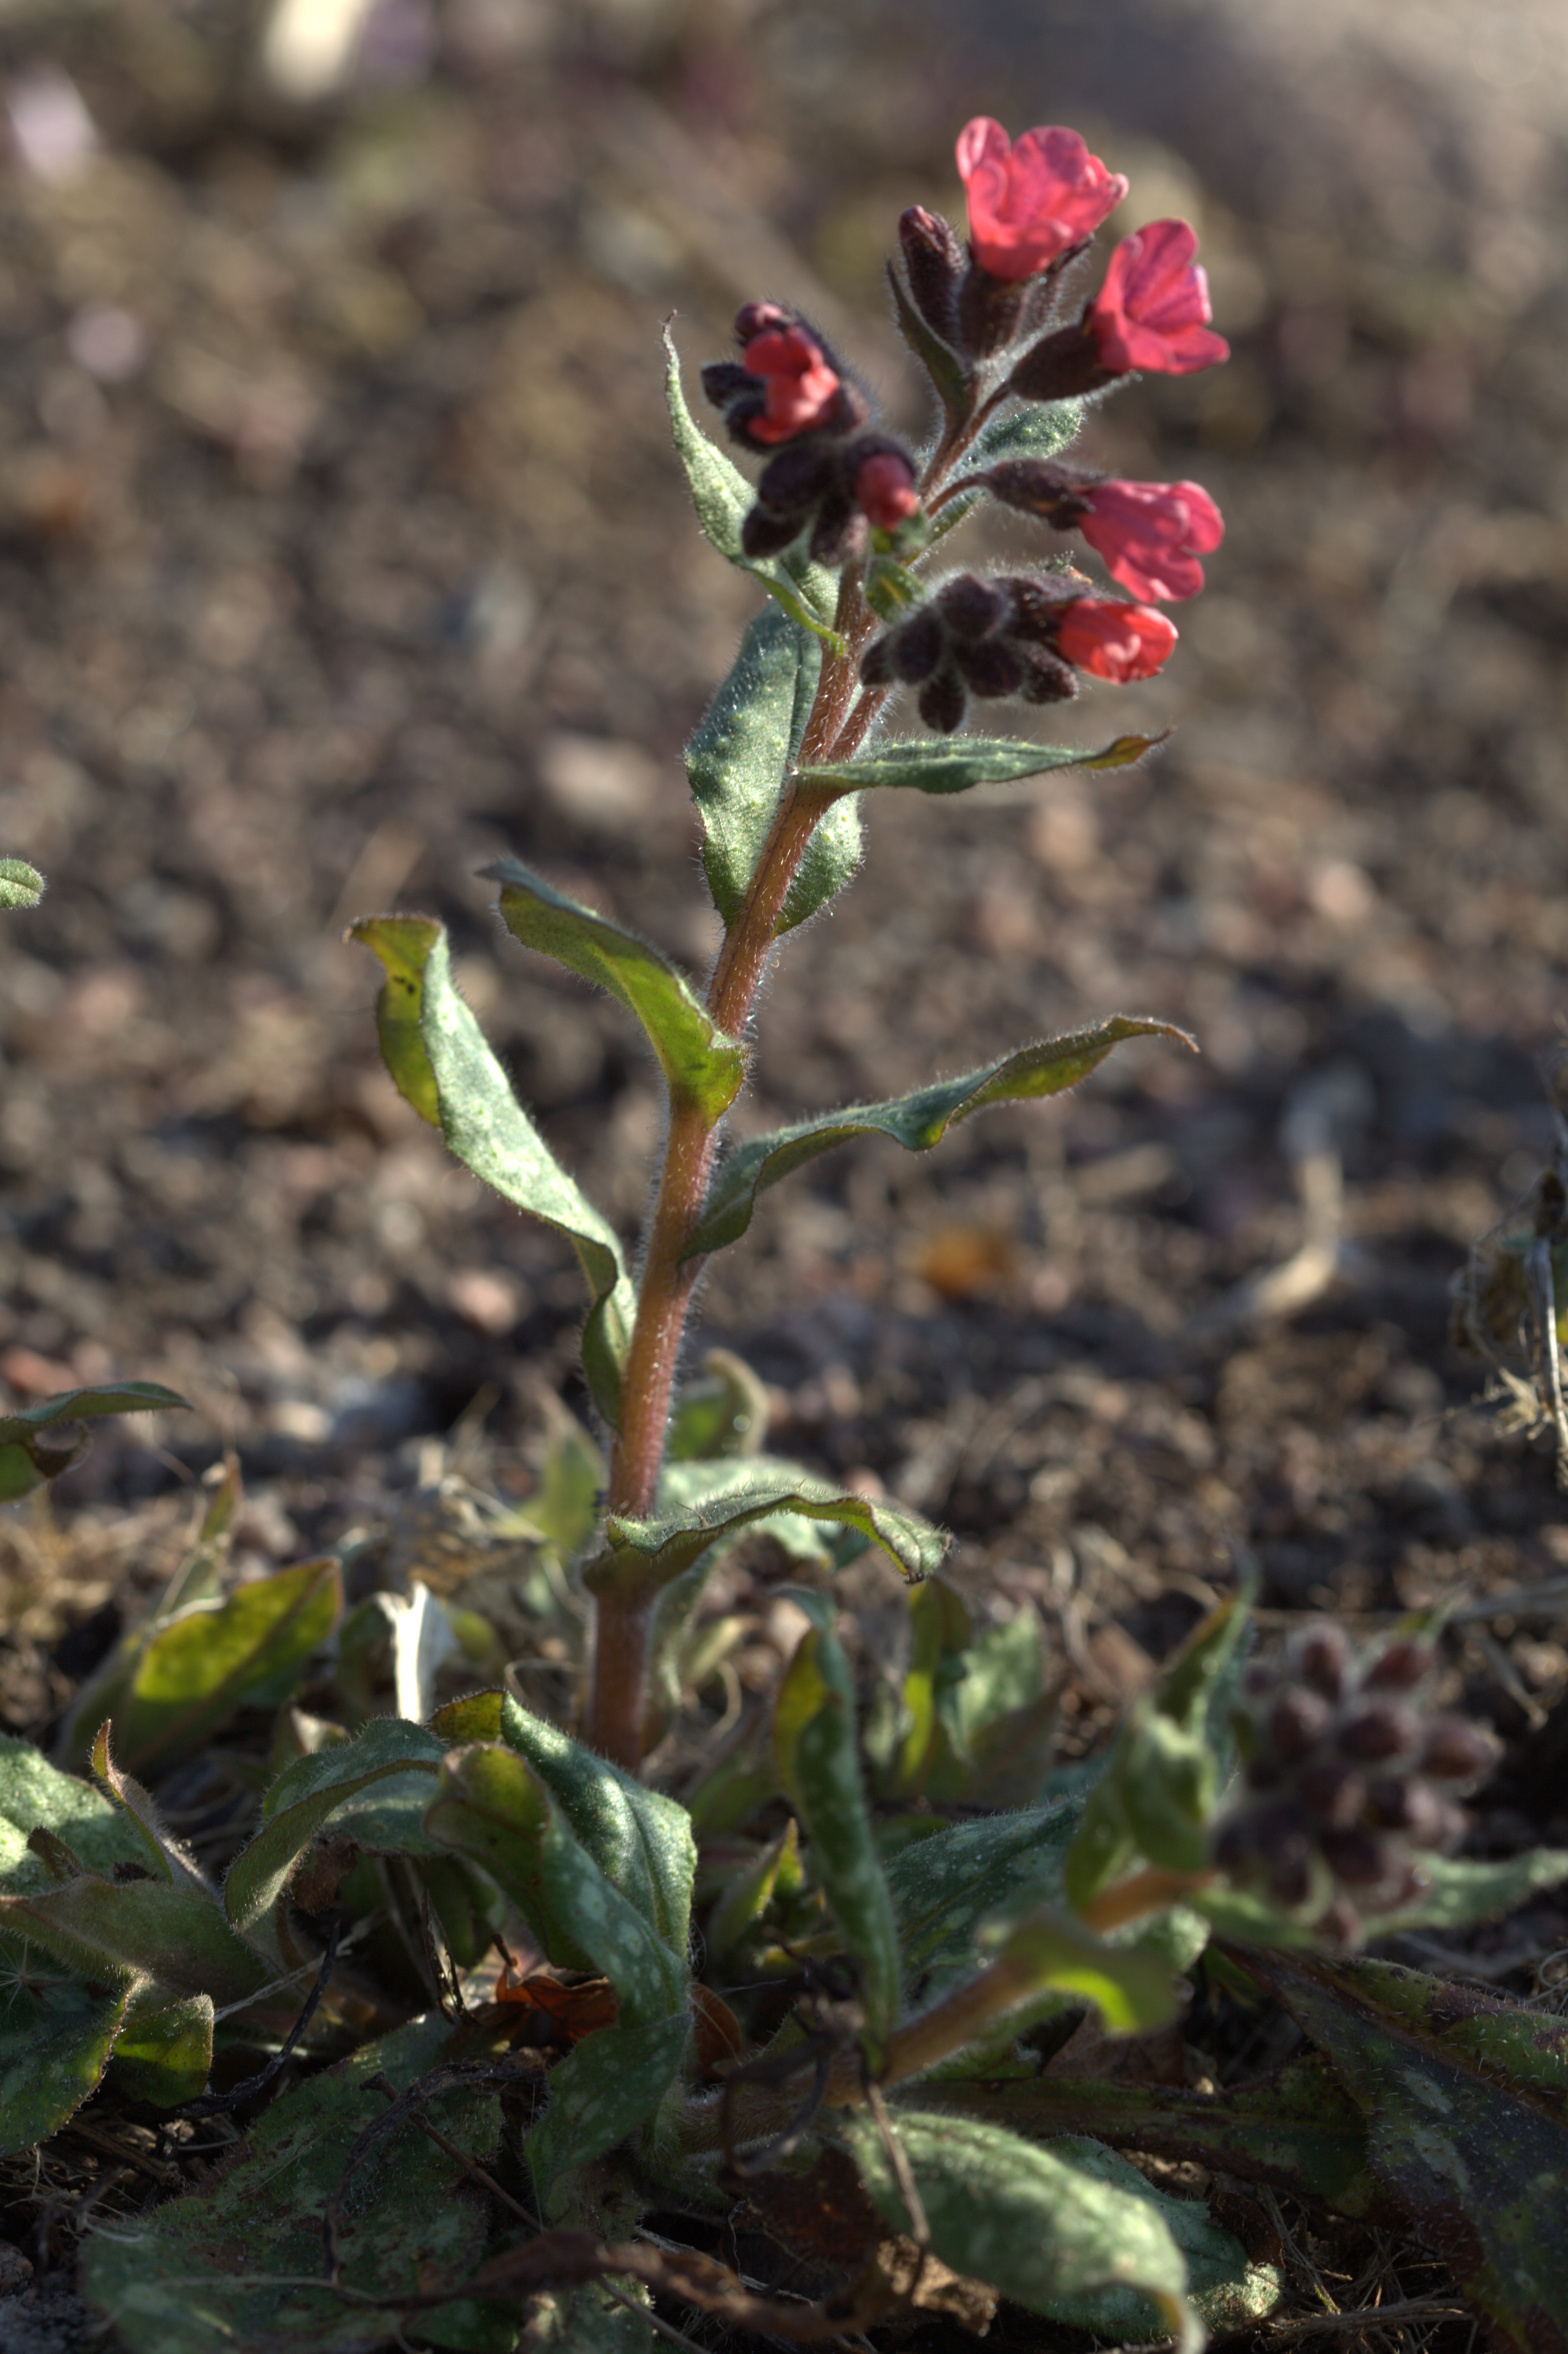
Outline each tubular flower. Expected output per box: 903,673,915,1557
956,117,1128,281
1085,218,1230,375
853,450,920,531
701,305,865,452
1053,597,1177,680
1077,478,1224,601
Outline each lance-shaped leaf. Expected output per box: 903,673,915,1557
884,1796,1084,1996
688,1018,1185,1258
81,2011,509,2354
798,731,1164,796
709,1819,801,1964
1066,1583,1251,1909
488,1691,695,1959
105,1556,342,1779
686,603,862,936
663,328,842,643
1,1732,151,1889
0,1876,268,2008
966,394,1083,467
485,857,745,1123
225,1718,448,1935
599,1466,946,1594
774,1603,902,2044
0,1946,128,2156
89,1723,209,1890
973,1904,1178,2037
930,2051,1386,2220
886,262,968,426
524,2011,690,2218
1236,1946,1568,2354
0,1381,187,1504
0,856,44,909
111,1987,214,2107
840,2111,1201,2351
353,917,634,1426
424,1743,686,2025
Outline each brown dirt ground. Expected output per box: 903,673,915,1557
2,2,1568,2346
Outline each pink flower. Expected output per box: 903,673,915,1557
1054,597,1178,681
741,324,842,443
956,117,1128,282
853,451,919,530
1078,478,1224,601
1086,219,1230,375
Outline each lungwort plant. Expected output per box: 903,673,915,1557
5,122,1568,2354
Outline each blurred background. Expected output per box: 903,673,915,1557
4,0,1568,1758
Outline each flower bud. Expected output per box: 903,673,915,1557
897,206,966,346
1365,1640,1436,1693
1019,645,1078,704
853,449,920,532
918,671,966,735
953,638,1025,698
1296,1760,1365,1828
1339,1703,1416,1762
1420,1718,1497,1782
1318,1827,1394,1887
937,573,1008,639
1268,1689,1332,1758
1294,1624,1350,1700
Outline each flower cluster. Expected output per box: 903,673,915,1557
858,572,1176,734
1214,1625,1497,1943
703,304,920,565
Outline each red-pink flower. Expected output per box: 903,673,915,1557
956,117,1128,282
853,451,919,530
1078,478,1223,601
743,324,842,443
1086,219,1230,375
1055,597,1178,681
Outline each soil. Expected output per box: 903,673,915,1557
2,1,1568,2346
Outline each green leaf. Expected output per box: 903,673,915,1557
524,2011,689,2218
773,1609,901,2043
527,1402,605,1557
600,1466,946,1593
841,2110,1200,2350
485,857,745,1122
884,1797,1084,1995
526,2285,653,2352
1,1732,151,1891
663,328,843,644
424,1743,686,2024
350,912,441,1123
709,1818,801,1963
1238,1947,1568,2354
800,731,1165,796
491,1691,695,1958
111,1987,214,2107
87,1724,206,1888
0,857,44,910
0,1381,188,1504
1025,2138,1281,2336
353,918,634,1424
885,259,968,426
106,1557,342,1778
0,1876,268,2008
884,1577,972,1798
934,2050,1383,2219
977,1904,1179,2036
686,604,862,936
0,1945,127,2156
226,1718,448,1936
667,1347,769,1462
688,1017,1185,1257
966,395,1083,467
1366,1846,1568,1933
81,2011,512,2354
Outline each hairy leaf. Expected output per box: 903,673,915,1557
977,1905,1179,2036
600,1467,946,1593
1028,2138,1280,2336
0,857,44,910
524,2011,690,2218
666,1348,769,1462
0,1381,187,1505
226,1719,447,1936
930,2051,1385,2219
965,396,1083,467
799,731,1164,795
774,1606,901,2043
111,1987,214,2107
884,1797,1083,1995
490,1691,695,1958
0,1876,268,2008
486,857,745,1122
663,329,842,642
81,2011,511,2354
353,918,634,1426
424,1743,686,2024
1,1733,150,1890
1238,1947,1568,2354
886,259,968,425
107,1557,342,1778
688,1018,1184,1257
709,1819,801,1963
685,604,862,935
841,2110,1200,2350
0,1949,127,2156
